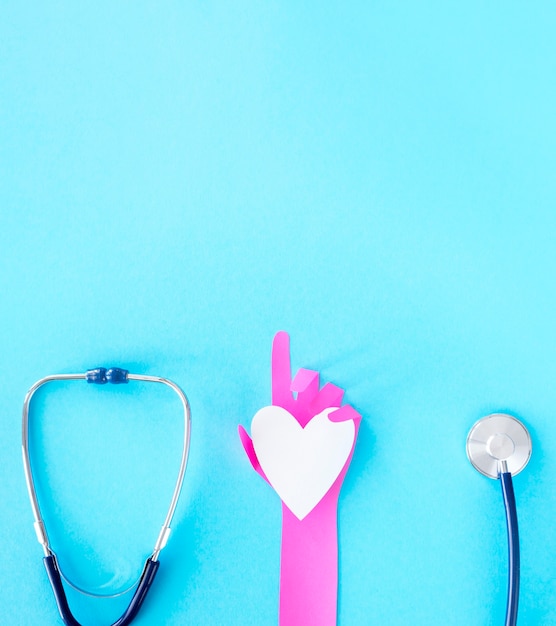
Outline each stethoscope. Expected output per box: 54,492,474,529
23,368,531,626
22,367,191,626
466,413,532,626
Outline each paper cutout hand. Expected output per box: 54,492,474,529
238,331,361,626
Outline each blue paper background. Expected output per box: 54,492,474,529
2,2,556,624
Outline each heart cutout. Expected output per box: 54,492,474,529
251,405,356,520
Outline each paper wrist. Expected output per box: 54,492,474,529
279,493,340,626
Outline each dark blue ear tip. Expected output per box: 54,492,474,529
86,368,107,384
106,368,129,384
86,368,129,384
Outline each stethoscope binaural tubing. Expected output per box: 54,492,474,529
22,368,191,626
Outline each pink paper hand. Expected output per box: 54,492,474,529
240,331,361,468
239,331,361,626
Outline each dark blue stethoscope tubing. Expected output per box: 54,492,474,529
500,471,520,626
43,554,160,626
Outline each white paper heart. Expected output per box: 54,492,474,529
251,405,356,520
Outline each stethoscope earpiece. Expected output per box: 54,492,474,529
466,413,532,478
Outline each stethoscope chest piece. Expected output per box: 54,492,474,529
466,413,532,626
466,413,532,478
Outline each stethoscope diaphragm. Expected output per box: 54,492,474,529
466,413,532,479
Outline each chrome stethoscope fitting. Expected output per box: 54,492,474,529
466,413,532,478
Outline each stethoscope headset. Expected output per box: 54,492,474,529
22,367,191,626
22,369,531,626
